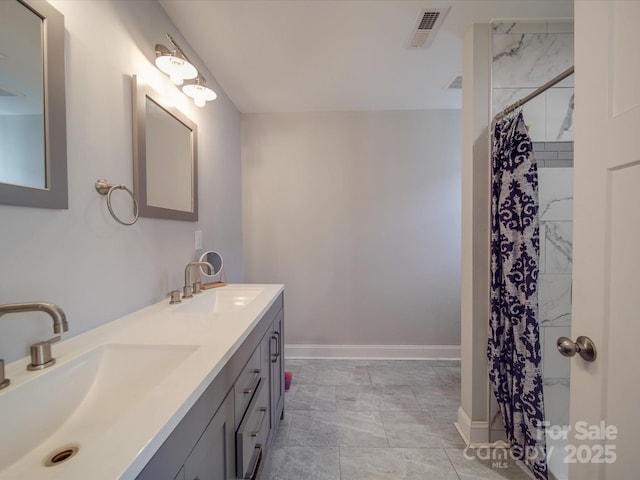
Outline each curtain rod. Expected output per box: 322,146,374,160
494,66,575,121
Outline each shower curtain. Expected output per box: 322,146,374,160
488,110,548,480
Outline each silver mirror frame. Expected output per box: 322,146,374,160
0,0,68,209
132,75,198,221
199,250,223,277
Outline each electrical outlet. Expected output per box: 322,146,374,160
195,230,203,251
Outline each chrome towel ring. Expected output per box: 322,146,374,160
95,179,139,226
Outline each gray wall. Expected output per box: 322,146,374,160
0,0,243,362
242,110,461,351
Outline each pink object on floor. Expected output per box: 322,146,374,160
284,371,292,391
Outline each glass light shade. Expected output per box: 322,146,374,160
155,53,197,85
169,72,184,86
182,82,217,107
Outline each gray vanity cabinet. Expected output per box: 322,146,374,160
183,391,235,480
136,388,236,480
136,292,284,480
168,392,235,480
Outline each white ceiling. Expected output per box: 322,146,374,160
159,0,573,113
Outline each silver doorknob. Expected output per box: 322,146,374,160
557,336,597,362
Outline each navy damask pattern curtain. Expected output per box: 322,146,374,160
488,111,548,480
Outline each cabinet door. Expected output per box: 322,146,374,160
183,391,235,480
269,310,285,428
260,327,273,429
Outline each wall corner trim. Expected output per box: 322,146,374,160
455,406,491,445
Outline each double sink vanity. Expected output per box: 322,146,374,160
0,284,285,480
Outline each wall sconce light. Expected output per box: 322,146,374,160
154,43,197,85
182,76,217,107
155,33,216,107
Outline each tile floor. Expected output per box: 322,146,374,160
262,359,533,480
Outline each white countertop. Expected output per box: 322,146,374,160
0,284,284,479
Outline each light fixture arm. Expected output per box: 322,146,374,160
165,33,207,84
154,33,217,107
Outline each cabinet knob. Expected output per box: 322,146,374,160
271,334,278,363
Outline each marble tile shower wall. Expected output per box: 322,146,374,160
492,21,574,142
490,21,573,441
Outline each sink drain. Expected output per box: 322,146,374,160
44,445,79,466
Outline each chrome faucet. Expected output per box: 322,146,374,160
0,302,69,373
183,262,213,299
0,302,69,334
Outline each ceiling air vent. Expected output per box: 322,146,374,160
446,74,463,90
408,7,450,49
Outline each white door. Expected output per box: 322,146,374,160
571,1,640,478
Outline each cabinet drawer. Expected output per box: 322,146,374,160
236,378,270,479
234,346,262,428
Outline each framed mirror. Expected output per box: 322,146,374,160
132,75,198,221
0,0,68,209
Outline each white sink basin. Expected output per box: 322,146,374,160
0,343,198,474
172,286,263,313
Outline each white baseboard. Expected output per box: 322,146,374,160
455,406,491,445
284,344,460,360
